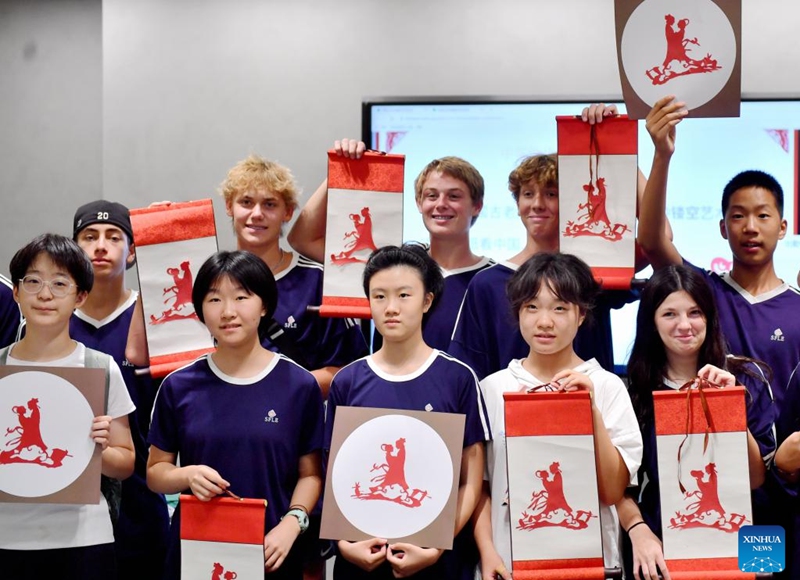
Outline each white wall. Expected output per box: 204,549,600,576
101,0,800,253
0,0,101,272
1,0,798,269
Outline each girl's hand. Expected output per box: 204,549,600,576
386,543,443,578
552,369,595,397
187,465,229,501
697,364,736,388
337,538,388,572
91,415,113,450
479,548,512,580
263,517,301,573
630,522,671,580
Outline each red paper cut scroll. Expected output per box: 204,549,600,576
557,116,638,290
130,200,217,377
504,391,605,580
654,385,755,579
180,495,266,580
322,151,405,318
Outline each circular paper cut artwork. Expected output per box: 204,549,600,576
0,371,95,497
332,414,454,539
621,0,736,110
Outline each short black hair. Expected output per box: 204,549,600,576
362,243,444,316
192,251,278,340
506,252,599,321
10,233,94,293
721,170,784,217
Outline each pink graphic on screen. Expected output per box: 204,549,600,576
646,14,722,86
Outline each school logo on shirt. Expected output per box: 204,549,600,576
284,316,297,329
264,409,279,424
424,403,433,412
771,328,785,342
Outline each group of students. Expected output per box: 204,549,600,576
0,97,798,580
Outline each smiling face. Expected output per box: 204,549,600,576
654,290,707,362
14,254,87,332
517,178,560,247
720,186,786,269
518,281,584,358
226,188,294,250
368,265,432,345
416,171,482,239
75,224,134,281
201,275,266,350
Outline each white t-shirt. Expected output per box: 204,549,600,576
0,341,135,550
480,358,643,570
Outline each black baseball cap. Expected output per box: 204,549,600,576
73,200,134,243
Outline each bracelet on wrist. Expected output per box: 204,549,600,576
626,520,647,534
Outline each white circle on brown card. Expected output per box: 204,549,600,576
621,0,736,110
332,414,454,539
0,371,95,497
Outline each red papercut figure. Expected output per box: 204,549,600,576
331,207,379,266
646,14,722,86
149,260,200,324
1,397,71,468
517,461,596,531
211,563,237,580
564,177,631,242
669,462,748,533
352,437,430,508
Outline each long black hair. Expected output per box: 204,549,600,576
627,265,767,430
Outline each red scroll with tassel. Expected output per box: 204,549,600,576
557,115,638,290
504,391,606,580
130,200,217,377
180,495,266,579
654,383,755,579
321,151,405,318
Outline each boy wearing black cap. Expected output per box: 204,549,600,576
72,200,169,580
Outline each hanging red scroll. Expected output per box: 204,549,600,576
180,495,267,579
557,115,638,290
654,384,755,580
504,391,606,580
130,200,217,378
321,151,405,318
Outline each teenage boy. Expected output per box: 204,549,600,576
288,140,492,351
72,201,169,580
637,95,800,576
450,105,650,380
220,155,368,398
0,233,134,580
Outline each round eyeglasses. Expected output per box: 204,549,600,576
19,275,76,297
